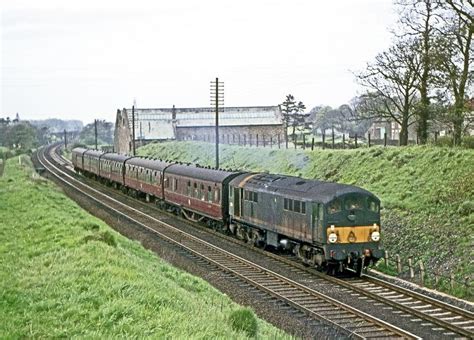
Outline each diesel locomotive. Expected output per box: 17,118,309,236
72,147,383,274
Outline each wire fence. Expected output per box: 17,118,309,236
379,250,472,297
184,132,420,150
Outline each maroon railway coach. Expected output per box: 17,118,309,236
163,164,244,224
71,147,88,172
124,158,173,200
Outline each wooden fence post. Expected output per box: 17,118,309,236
368,133,371,148
263,135,266,147
322,133,325,150
408,258,414,279
434,272,439,286
270,136,273,148
303,134,306,150
450,274,455,290
311,137,315,151
332,131,335,149
278,134,281,149
355,134,358,148
396,254,402,274
244,134,246,146
419,261,425,286
384,132,387,147
343,134,345,149
384,250,389,266
256,134,259,147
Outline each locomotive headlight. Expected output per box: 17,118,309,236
371,231,380,242
328,233,338,243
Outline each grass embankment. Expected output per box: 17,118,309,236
139,142,474,299
0,155,288,338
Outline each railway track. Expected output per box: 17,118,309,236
38,145,419,338
40,144,474,339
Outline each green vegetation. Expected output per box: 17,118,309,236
139,141,474,299
0,155,289,338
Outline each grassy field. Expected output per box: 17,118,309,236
0,155,289,338
138,141,474,299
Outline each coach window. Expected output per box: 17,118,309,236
253,192,258,203
301,202,306,214
200,184,205,200
294,200,301,213
174,178,178,191
193,182,198,197
187,181,192,196
284,198,288,210
207,186,212,202
289,199,293,211
215,188,221,203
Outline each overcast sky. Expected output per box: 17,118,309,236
1,0,398,124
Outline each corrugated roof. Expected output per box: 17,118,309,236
128,106,283,140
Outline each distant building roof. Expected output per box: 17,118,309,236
128,106,282,140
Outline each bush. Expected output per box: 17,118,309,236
458,201,474,216
435,136,453,147
228,308,258,337
461,136,474,149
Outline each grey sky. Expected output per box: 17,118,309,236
1,0,397,124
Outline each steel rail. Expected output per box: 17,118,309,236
52,145,473,338
38,145,418,339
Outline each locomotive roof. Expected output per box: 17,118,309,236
166,163,244,183
125,157,173,171
101,153,131,162
230,173,377,204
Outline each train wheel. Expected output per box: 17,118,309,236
355,258,364,277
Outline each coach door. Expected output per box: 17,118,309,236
233,187,241,217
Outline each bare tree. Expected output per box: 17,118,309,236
355,39,422,145
395,0,443,144
435,0,473,144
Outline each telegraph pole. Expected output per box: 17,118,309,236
132,105,136,156
210,78,224,169
94,119,98,150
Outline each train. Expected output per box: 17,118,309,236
72,147,383,275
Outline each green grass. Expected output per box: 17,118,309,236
0,155,289,338
138,141,474,300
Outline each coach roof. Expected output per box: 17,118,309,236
166,163,243,183
126,157,173,171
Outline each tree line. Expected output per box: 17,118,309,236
282,1,472,146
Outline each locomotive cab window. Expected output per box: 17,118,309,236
367,197,379,213
328,199,341,214
345,197,363,211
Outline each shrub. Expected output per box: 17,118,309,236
435,136,453,147
461,136,474,149
458,201,474,216
228,308,258,337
